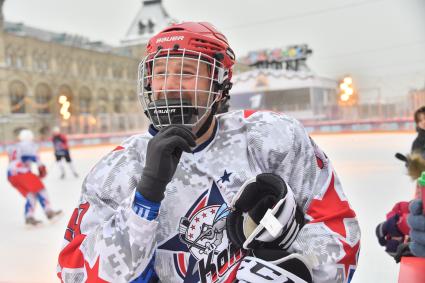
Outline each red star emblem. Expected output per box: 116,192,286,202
307,174,356,238
210,209,216,214
339,241,360,280
190,225,195,230
202,212,207,218
306,173,358,278
85,257,108,283
195,217,199,222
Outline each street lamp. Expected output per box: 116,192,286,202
338,76,357,106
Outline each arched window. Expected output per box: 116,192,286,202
16,48,26,68
128,90,139,111
112,64,123,79
5,45,26,68
5,45,16,67
127,63,138,80
35,83,52,114
79,86,92,114
33,50,50,71
56,54,73,75
9,80,27,114
77,58,91,77
95,61,108,78
97,88,109,113
113,90,124,113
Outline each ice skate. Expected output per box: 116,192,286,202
46,209,63,222
25,216,42,226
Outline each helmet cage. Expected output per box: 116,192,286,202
138,48,229,129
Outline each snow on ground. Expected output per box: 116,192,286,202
0,132,418,282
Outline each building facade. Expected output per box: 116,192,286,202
0,0,173,142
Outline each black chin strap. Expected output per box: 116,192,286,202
194,101,218,138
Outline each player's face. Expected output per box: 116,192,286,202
151,57,213,108
417,113,425,130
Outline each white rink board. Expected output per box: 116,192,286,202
0,132,417,283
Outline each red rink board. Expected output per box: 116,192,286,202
398,257,425,283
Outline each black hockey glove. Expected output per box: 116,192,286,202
226,173,305,251
375,215,405,257
137,125,196,202
236,249,313,283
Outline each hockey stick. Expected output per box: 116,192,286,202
395,152,408,163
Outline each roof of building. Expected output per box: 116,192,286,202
121,0,175,46
3,21,133,56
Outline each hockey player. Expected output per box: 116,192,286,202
51,126,78,179
7,129,62,226
57,22,360,282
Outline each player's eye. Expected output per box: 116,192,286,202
154,69,166,75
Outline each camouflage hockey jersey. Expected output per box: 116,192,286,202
57,110,360,283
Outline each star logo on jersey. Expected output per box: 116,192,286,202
306,172,358,281
218,170,232,184
339,241,359,283
158,181,244,283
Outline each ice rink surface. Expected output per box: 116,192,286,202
0,132,418,283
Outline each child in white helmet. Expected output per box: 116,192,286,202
7,129,62,226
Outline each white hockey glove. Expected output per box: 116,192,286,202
226,173,305,250
236,249,313,283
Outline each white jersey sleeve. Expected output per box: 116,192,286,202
57,136,159,283
243,111,360,283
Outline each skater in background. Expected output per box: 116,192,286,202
51,126,78,179
412,106,425,154
7,129,62,226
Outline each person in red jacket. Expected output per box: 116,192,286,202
51,126,78,179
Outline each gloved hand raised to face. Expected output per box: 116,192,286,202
226,173,305,251
137,125,196,202
407,199,425,257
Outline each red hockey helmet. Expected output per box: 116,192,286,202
146,21,235,80
138,22,235,134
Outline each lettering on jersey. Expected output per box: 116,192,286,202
64,202,90,242
239,257,294,282
158,182,244,282
156,35,184,44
